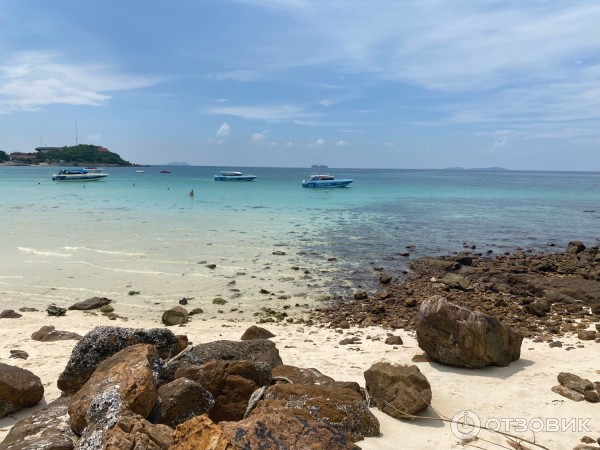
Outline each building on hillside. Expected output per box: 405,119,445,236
98,147,109,152
35,147,65,153
10,153,37,159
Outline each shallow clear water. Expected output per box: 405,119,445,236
1,166,599,313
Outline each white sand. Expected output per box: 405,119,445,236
1,312,598,450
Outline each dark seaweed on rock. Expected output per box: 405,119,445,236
57,326,179,395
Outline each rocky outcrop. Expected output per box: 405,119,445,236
190,340,283,369
258,384,379,441
68,344,159,434
162,307,188,326
47,305,67,316
149,378,214,428
442,273,470,290
31,326,82,342
364,362,431,419
415,295,522,368
410,257,460,276
272,365,361,394
68,297,112,310
0,397,74,450
58,326,179,395
175,360,271,423
0,363,44,419
566,241,586,254
169,408,361,450
240,325,275,340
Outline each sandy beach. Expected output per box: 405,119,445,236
1,309,598,449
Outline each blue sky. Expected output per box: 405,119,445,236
0,0,599,169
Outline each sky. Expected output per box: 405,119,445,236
0,0,599,170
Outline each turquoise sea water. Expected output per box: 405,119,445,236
1,166,600,303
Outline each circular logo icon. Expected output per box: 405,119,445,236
451,410,481,440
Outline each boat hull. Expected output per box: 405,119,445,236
302,179,353,188
52,174,109,182
214,175,257,181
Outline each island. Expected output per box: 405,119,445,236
167,162,190,166
6,145,132,166
444,167,508,171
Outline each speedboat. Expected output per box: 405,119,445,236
52,169,109,182
83,166,103,173
160,170,171,173
214,171,257,181
302,174,353,188
136,170,145,173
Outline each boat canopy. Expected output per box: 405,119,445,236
59,169,88,174
220,171,244,176
309,175,335,181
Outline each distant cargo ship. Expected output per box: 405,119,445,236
311,164,328,169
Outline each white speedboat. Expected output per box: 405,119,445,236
83,166,103,173
52,169,109,182
302,174,353,188
136,170,145,173
214,171,257,181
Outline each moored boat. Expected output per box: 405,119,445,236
160,170,171,173
136,170,145,173
83,166,103,173
302,174,353,188
214,171,257,181
52,169,109,182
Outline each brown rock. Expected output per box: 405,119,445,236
523,299,549,317
9,350,29,360
31,325,82,342
578,330,598,341
379,273,392,284
410,256,460,276
416,295,522,368
385,336,403,345
584,390,600,403
0,363,44,419
339,320,350,329
0,310,22,319
189,339,283,369
581,436,597,444
169,414,234,450
354,291,368,300
162,306,188,326
0,397,74,450
411,354,434,363
175,335,189,354
68,297,112,310
551,385,584,402
175,360,271,423
68,344,159,434
272,365,361,394
557,372,594,393
149,378,214,428
364,362,431,419
258,383,379,441
566,241,586,254
240,325,275,341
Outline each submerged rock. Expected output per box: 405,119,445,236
0,363,44,419
190,339,283,369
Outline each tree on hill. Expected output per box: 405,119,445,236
0,150,8,162
35,145,130,165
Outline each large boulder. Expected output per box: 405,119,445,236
258,383,379,441
415,295,522,368
175,360,271,423
68,297,111,310
272,364,361,394
75,390,172,450
240,325,275,340
148,378,214,428
0,363,44,419
0,397,73,450
169,408,361,450
58,326,179,395
190,339,283,369
410,257,460,276
557,373,594,394
68,344,160,434
364,362,431,419
31,326,82,342
162,307,188,326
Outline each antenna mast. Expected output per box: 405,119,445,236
75,120,78,145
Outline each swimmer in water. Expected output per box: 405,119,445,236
189,190,194,197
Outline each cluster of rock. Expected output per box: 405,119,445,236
1,325,440,450
312,242,600,342
551,372,600,403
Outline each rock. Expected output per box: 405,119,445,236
57,326,179,395
190,339,283,369
566,241,586,254
364,362,431,419
410,257,460,276
578,330,598,340
385,336,403,345
170,408,361,450
0,310,22,319
442,273,470,290
411,354,434,363
76,391,172,450
379,273,392,284
100,305,115,313
523,298,550,317
19,307,38,312
148,378,214,428
188,308,203,315
272,365,361,394
339,320,350,329
47,305,67,316
240,325,275,341
175,360,271,423
573,445,600,450
179,298,188,305
9,350,29,360
174,335,189,354
68,297,111,310
584,391,600,403
353,291,368,300
212,298,227,305
415,295,523,368
581,437,597,444
549,341,562,348
68,344,160,434
258,384,378,441
272,251,286,255
0,363,44,419
31,325,83,342
339,338,354,345
0,397,74,450
551,385,584,402
162,306,188,326
557,372,594,393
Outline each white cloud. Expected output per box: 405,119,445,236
210,70,260,82
216,122,230,137
251,132,266,143
319,100,333,106
86,133,102,142
0,52,159,114
285,142,293,146
215,98,228,102
316,138,324,145
205,104,318,121
334,140,346,146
